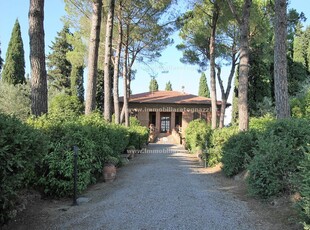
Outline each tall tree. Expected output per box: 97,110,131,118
198,72,210,98
165,81,172,91
2,19,26,85
226,0,252,131
66,32,86,103
149,77,159,92
274,0,290,118
47,25,73,92
29,0,48,116
85,0,102,114
103,0,116,122
113,0,123,124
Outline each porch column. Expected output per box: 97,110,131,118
156,111,161,133
171,111,176,131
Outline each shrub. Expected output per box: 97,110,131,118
28,113,129,197
0,113,47,224
295,146,310,229
185,119,212,152
247,119,310,198
128,124,149,149
221,116,275,177
207,126,238,166
0,82,31,121
221,131,257,177
49,93,83,119
291,81,310,119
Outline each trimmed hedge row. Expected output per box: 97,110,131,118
0,114,47,224
0,112,148,225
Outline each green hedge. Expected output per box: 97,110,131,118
207,126,238,167
0,113,47,224
221,116,274,177
185,119,212,152
247,119,310,198
28,113,130,197
295,146,310,229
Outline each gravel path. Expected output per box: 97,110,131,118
8,144,274,230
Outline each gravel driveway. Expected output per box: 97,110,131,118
7,144,275,230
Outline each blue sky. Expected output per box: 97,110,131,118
0,0,309,123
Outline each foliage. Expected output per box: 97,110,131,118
291,82,310,119
0,113,47,224
165,81,172,91
198,72,210,98
47,25,73,92
0,82,31,121
207,126,238,167
295,145,310,229
247,119,310,198
27,112,131,197
2,19,26,85
0,42,3,72
70,65,84,103
221,130,258,177
149,77,159,92
49,93,83,119
185,119,212,153
128,117,149,149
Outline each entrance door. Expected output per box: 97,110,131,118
160,113,171,133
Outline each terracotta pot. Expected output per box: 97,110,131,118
103,165,116,182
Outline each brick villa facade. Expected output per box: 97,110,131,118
120,91,228,144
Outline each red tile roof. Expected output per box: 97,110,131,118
120,91,224,105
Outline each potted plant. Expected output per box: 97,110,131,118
103,155,119,182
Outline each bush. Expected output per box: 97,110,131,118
0,82,31,121
128,124,149,149
0,113,47,224
221,116,274,177
247,119,310,198
207,126,238,166
185,119,212,152
221,131,257,177
28,113,130,197
295,146,310,229
49,93,83,119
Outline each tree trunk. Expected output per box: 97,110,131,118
274,0,290,118
104,0,115,122
85,0,102,115
113,1,123,125
29,0,48,116
238,0,251,131
209,4,219,129
122,24,130,127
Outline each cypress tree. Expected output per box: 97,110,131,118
70,65,84,103
47,25,73,92
165,81,172,91
198,72,210,98
2,19,26,85
149,77,158,92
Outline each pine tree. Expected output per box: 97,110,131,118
29,0,48,116
165,81,172,91
47,25,73,92
198,72,210,97
2,19,26,85
149,77,158,92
